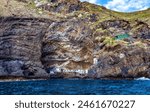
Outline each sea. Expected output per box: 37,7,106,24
0,78,150,95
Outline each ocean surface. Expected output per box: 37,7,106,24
0,78,150,95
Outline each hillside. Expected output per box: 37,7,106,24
0,0,150,79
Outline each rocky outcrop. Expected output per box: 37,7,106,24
95,19,150,39
0,16,93,78
0,17,50,78
42,17,93,78
37,0,81,13
90,46,150,78
132,20,150,39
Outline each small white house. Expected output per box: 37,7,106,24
119,53,125,59
63,69,88,74
48,67,88,74
93,58,98,65
47,67,62,74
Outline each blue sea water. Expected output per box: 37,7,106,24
0,79,150,95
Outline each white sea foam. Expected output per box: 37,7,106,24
135,77,150,80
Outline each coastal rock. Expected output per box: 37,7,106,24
0,0,150,79
42,18,93,78
91,47,150,78
0,17,50,78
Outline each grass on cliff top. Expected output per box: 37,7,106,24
0,0,149,25
0,0,50,18
111,9,150,25
0,0,41,17
82,2,150,25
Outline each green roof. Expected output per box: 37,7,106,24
115,33,130,40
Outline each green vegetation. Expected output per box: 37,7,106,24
112,9,150,23
131,41,148,49
82,2,103,13
103,37,117,47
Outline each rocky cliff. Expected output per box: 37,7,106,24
0,17,50,78
0,0,150,79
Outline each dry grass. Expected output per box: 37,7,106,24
0,0,49,18
0,0,30,16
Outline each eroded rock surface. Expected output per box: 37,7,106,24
0,17,50,78
90,47,150,78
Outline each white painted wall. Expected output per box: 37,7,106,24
93,58,98,65
63,69,88,74
48,67,89,74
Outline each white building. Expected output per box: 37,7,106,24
93,58,98,65
63,69,88,74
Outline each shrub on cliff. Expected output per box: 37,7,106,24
103,37,117,47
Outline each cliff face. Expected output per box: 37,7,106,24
0,17,50,77
91,19,150,78
42,18,93,70
90,47,150,78
0,0,150,79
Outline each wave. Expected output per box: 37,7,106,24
135,77,150,80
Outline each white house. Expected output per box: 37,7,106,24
63,69,88,74
93,58,98,65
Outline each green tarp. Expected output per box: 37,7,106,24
115,33,130,40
